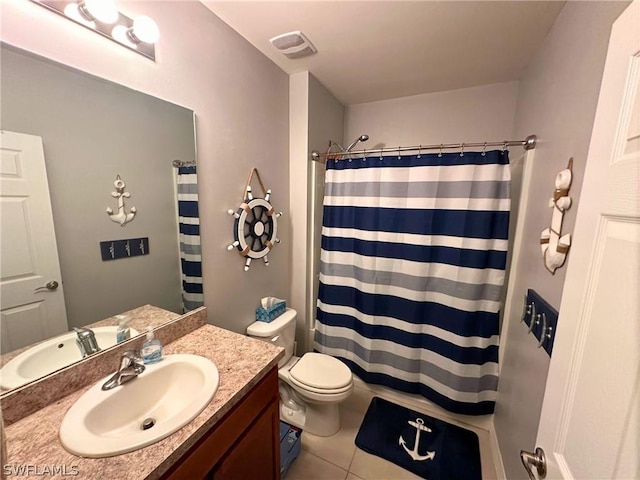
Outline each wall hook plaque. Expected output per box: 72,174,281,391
106,175,137,226
540,158,573,274
227,168,282,271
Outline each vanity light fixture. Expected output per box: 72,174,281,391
31,0,159,61
77,0,119,24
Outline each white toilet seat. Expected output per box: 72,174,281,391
289,352,352,390
279,353,353,399
288,375,353,396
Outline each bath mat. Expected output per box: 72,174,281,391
355,397,481,480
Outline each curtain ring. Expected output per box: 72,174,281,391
362,149,367,161
417,145,422,158
398,146,401,160
438,144,443,158
460,143,465,157
502,141,508,153
482,142,487,156
379,148,384,160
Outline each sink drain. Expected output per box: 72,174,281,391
141,418,156,431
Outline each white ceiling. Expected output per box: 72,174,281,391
202,1,565,105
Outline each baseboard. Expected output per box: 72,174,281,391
489,421,507,480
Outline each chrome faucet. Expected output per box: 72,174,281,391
102,351,145,391
73,327,101,357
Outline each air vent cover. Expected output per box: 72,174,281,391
269,31,317,59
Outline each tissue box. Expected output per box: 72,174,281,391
255,301,286,323
279,421,301,477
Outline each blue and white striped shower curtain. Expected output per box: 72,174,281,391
176,166,204,311
314,150,509,415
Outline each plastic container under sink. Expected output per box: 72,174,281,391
279,421,301,477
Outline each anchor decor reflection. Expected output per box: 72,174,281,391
106,174,137,226
399,417,436,462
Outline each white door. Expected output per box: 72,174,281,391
527,2,640,479
0,131,68,353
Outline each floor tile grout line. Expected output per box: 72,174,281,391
346,444,359,473
302,447,350,475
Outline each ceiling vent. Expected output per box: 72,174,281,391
269,31,317,59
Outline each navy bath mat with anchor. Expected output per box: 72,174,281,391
355,397,481,479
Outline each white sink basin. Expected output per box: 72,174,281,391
0,326,139,390
60,354,219,458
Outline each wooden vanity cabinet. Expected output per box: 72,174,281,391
160,367,281,480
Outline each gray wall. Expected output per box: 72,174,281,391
344,81,519,148
1,45,195,329
306,73,345,349
1,1,290,334
494,2,629,478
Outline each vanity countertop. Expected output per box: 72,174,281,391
3,324,284,479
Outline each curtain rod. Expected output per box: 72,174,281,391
310,134,537,162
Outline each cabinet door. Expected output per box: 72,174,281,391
213,399,280,480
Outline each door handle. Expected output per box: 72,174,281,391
520,446,547,480
34,280,59,293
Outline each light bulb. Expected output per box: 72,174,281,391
80,0,119,24
112,24,136,47
130,15,160,44
63,3,95,27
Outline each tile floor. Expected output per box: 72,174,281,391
284,381,498,480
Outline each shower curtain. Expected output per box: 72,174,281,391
176,166,204,311
314,150,509,415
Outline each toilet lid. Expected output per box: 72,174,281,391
289,353,352,390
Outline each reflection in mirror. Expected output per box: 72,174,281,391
0,44,200,393
0,305,181,391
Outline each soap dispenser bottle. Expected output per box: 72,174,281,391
141,326,163,364
115,315,131,343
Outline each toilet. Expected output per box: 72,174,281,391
247,308,353,437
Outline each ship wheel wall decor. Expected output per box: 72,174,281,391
227,168,282,271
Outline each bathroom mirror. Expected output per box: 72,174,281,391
0,44,198,392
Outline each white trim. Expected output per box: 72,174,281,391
489,421,507,479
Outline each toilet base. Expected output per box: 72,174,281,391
280,401,341,437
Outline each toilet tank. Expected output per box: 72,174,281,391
246,308,297,367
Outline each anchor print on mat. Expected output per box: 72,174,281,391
399,418,436,461
106,175,137,227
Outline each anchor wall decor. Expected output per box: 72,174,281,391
540,158,573,274
399,417,436,462
106,175,137,227
227,168,282,271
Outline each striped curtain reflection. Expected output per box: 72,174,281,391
176,166,204,311
314,150,510,415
